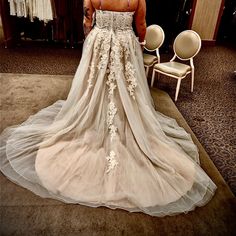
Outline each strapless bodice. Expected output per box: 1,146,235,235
95,9,134,31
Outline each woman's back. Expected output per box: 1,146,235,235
91,0,138,12
84,0,147,42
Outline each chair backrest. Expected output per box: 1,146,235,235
145,25,165,51
173,30,201,60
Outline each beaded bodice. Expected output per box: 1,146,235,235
95,10,134,31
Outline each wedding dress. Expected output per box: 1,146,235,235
0,8,217,217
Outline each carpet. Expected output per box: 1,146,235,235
0,73,235,236
155,45,236,195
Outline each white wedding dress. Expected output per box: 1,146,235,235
0,9,217,217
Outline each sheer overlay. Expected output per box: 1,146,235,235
0,10,216,217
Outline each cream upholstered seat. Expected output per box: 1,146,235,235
151,30,201,101
143,25,165,77
154,62,191,77
143,54,158,66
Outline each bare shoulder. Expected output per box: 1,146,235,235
90,0,139,12
90,0,100,10
135,0,146,14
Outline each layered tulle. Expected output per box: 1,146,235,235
0,10,216,216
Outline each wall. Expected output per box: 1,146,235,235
191,0,224,41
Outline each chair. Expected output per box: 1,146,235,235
143,25,165,77
151,30,201,101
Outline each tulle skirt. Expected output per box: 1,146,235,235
0,25,216,217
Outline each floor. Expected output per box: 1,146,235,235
156,45,236,195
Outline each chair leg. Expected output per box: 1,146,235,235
175,79,182,101
191,70,195,92
151,70,156,87
146,66,150,77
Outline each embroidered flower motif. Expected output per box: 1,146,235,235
106,151,118,173
107,101,117,124
95,10,133,32
85,11,138,173
124,55,137,100
98,53,109,70
107,101,118,141
86,31,112,91
97,36,111,70
107,82,117,98
109,124,118,141
104,43,110,51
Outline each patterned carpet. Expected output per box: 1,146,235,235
0,40,235,195
155,45,236,195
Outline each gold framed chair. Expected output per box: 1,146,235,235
143,24,165,77
151,30,201,101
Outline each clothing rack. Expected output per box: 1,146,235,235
0,0,84,48
1,0,194,49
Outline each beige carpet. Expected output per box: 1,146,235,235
0,73,235,236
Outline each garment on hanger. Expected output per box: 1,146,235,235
26,0,33,21
17,0,27,17
8,0,27,17
34,0,53,22
8,0,16,16
8,0,54,23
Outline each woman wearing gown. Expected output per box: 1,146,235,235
0,0,216,217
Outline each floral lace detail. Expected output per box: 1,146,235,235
112,32,138,100
97,37,111,70
119,37,138,100
106,151,118,173
84,10,140,172
106,67,117,98
107,101,118,141
86,10,138,100
105,36,121,142
87,31,111,91
95,10,134,32
125,61,137,100
109,125,118,141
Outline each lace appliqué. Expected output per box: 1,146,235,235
85,10,138,173
107,101,118,141
106,37,121,142
106,151,118,173
86,31,111,91
95,10,134,31
86,12,138,100
122,39,137,100
105,35,123,173
125,61,137,100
